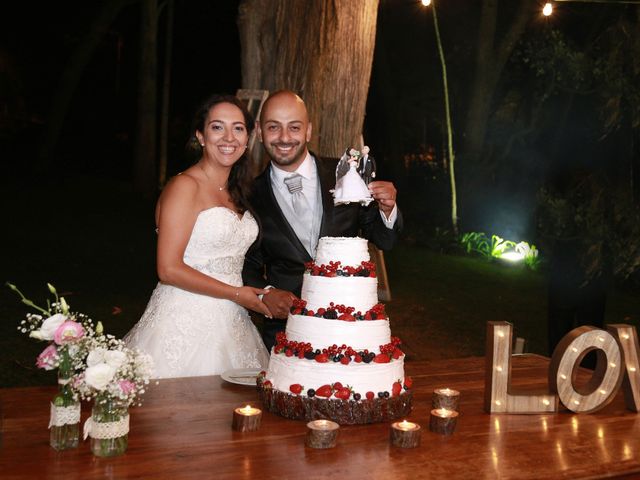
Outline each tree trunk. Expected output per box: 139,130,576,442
133,0,158,198
237,0,379,158
462,0,531,161
158,0,174,188
35,0,130,171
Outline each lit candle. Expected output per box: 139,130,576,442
232,404,262,432
429,408,459,435
432,387,460,410
390,419,421,447
306,419,340,448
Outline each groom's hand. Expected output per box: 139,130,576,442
368,181,397,217
262,288,297,319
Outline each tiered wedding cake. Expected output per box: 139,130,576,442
257,237,412,424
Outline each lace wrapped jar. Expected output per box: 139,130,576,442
85,394,129,457
49,372,81,450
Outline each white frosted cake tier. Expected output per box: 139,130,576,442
266,353,405,396
301,274,378,314
286,315,391,352
314,236,370,267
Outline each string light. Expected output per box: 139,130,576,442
543,2,553,15
421,0,432,5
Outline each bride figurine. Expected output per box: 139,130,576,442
332,147,373,206
124,94,270,379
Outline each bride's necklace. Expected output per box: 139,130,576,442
199,161,227,191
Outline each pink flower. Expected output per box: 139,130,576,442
53,320,85,345
36,344,58,370
118,380,136,395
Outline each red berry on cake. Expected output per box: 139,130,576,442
263,380,272,389
373,353,391,363
315,353,329,363
392,381,402,397
289,383,304,394
334,387,351,400
404,377,413,389
392,348,403,359
333,382,343,390
366,391,375,400
340,356,351,365
316,384,333,397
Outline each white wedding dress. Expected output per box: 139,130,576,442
124,207,269,379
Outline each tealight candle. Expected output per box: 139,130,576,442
390,419,421,448
432,387,460,411
232,404,262,432
429,408,459,435
305,419,340,449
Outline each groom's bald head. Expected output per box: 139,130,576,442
258,90,313,172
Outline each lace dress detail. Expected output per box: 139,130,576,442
124,207,269,379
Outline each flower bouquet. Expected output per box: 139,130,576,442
8,282,98,450
74,335,153,457
8,282,153,456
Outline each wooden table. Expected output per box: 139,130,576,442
2,354,640,479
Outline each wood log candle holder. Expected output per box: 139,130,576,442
432,388,460,411
429,408,459,435
232,405,262,432
390,420,422,448
305,420,340,448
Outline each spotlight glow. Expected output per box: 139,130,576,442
543,2,553,16
499,251,525,262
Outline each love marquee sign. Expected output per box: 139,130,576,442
484,321,640,414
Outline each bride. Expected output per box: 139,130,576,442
125,95,271,379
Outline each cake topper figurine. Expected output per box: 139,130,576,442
358,146,376,185
332,147,374,206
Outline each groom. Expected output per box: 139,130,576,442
242,90,402,351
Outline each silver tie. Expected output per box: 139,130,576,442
284,174,311,218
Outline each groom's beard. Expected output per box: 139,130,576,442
264,141,307,168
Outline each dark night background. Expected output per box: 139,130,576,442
1,1,639,387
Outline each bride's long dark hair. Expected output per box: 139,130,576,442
188,94,255,212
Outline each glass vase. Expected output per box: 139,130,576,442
89,395,129,457
49,372,80,450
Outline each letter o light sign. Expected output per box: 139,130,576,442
549,327,622,413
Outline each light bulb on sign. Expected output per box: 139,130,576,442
543,2,553,16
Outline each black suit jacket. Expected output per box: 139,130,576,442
242,154,402,297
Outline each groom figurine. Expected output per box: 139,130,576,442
242,90,402,351
358,145,377,185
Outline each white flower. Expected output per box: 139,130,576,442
105,350,127,369
85,363,117,391
34,313,67,341
86,347,108,367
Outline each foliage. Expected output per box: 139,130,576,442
515,241,541,271
459,231,539,270
537,171,640,282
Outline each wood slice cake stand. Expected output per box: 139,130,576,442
257,377,413,425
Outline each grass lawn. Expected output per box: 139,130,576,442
2,173,639,388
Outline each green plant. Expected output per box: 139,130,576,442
460,232,491,259
460,232,542,271
515,241,541,271
490,235,516,258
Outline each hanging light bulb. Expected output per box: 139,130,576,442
543,2,553,16
421,0,432,6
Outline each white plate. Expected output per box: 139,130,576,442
221,368,261,386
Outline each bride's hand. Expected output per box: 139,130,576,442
235,286,273,318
